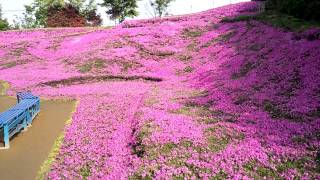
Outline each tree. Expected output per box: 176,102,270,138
21,0,101,28
101,0,139,23
149,0,175,17
85,9,103,26
266,0,320,21
0,4,10,31
82,0,102,26
21,0,65,27
47,3,86,27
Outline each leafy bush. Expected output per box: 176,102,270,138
0,19,9,31
47,4,86,27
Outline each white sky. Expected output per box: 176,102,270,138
0,0,250,26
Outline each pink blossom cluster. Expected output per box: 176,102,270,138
0,1,319,179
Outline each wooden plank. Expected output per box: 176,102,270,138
11,99,38,110
0,109,24,126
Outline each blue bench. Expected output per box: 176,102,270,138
17,92,39,102
0,92,40,149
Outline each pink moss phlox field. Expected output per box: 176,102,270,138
0,1,319,179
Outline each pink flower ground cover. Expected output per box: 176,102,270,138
0,2,319,179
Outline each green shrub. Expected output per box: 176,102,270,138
266,0,320,21
0,19,9,31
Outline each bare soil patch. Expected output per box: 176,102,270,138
39,75,163,87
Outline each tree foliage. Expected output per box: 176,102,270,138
82,0,102,26
20,0,101,28
47,3,86,27
0,4,10,31
149,0,175,17
101,0,139,23
266,0,320,21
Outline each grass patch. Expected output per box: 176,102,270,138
276,156,320,176
248,43,264,51
10,47,25,57
263,100,286,119
221,15,258,23
279,70,301,98
133,122,158,158
133,41,175,58
244,160,279,179
292,135,307,144
231,62,256,79
171,90,238,124
262,100,302,120
162,142,178,154
129,174,153,180
217,31,237,42
171,105,212,119
211,170,228,180
221,12,320,32
182,27,204,38
205,125,244,153
80,164,91,180
144,97,159,106
207,136,230,152
201,31,237,48
234,95,250,105
0,80,9,95
308,107,320,118
144,86,160,107
177,54,193,62
183,66,194,73
147,142,180,161
259,12,320,32
110,41,124,48
121,61,141,72
1,61,17,69
205,126,244,152
78,63,93,73
186,41,199,52
78,59,106,73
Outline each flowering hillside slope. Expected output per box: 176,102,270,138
0,2,319,179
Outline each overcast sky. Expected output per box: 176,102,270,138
0,0,250,26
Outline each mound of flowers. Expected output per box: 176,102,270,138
0,1,319,179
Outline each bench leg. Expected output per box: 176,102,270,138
1,125,10,149
26,111,32,127
22,117,28,132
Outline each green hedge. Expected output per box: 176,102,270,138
266,0,320,21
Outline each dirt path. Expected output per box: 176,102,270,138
0,96,76,180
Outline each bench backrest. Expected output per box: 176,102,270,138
17,92,39,102
0,99,39,128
